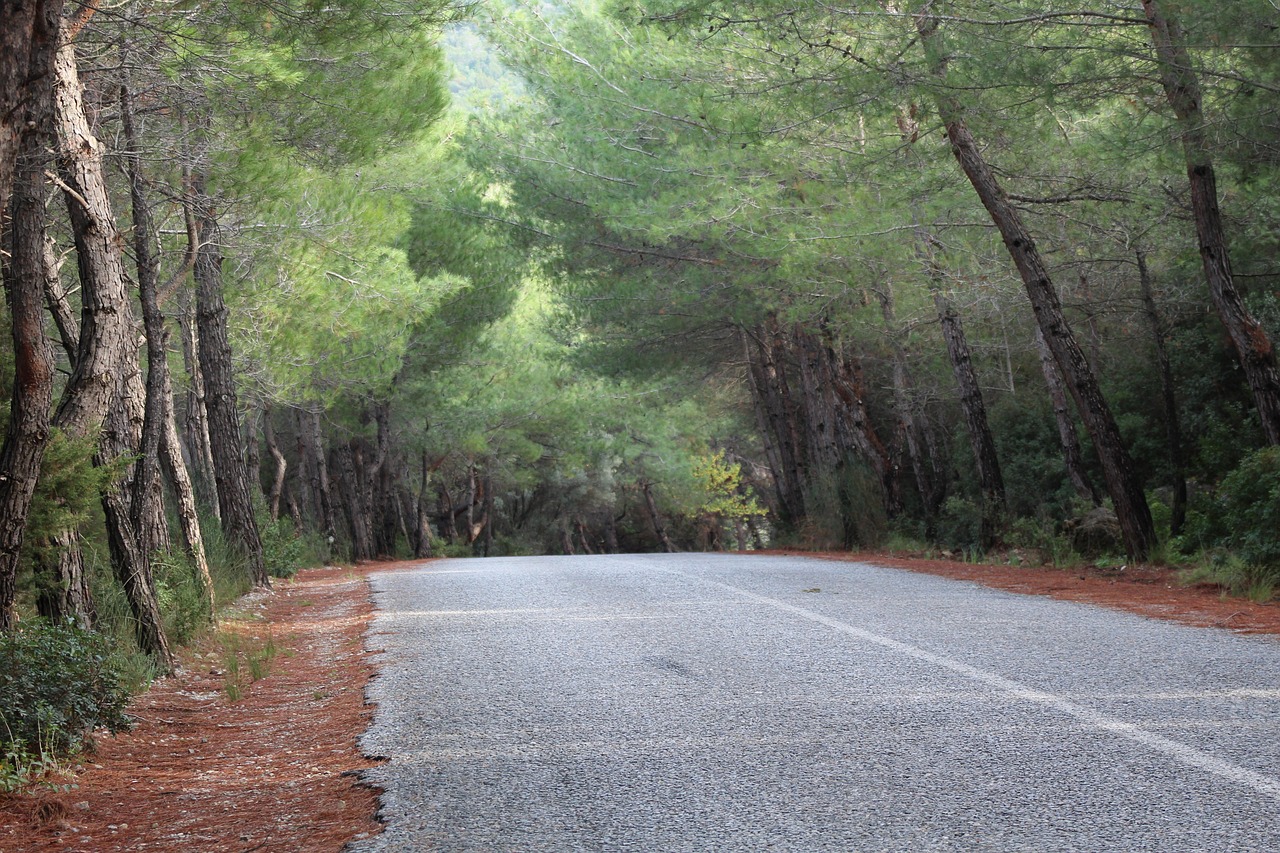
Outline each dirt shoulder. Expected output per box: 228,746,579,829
0,559,426,853
2,551,1276,853
790,550,1280,635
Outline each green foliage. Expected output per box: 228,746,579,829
793,462,887,551
22,430,118,566
937,497,984,555
691,450,767,523
1004,516,1078,567
259,514,318,579
1218,447,1280,573
0,621,132,764
151,551,214,646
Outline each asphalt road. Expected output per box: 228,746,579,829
352,553,1280,852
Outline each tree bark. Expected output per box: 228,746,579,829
878,285,942,529
121,76,174,559
0,0,64,215
192,176,268,587
413,449,434,558
1032,326,1103,508
914,12,1155,561
36,34,139,627
641,481,676,553
930,279,1007,546
743,324,806,527
262,409,288,521
301,408,337,546
1137,250,1188,535
178,302,220,520
1142,0,1280,446
47,31,170,664
161,371,215,621
438,483,460,543
0,98,58,631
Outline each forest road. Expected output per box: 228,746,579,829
350,553,1280,852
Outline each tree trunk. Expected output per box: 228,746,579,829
336,441,374,561
178,303,220,520
244,406,262,503
914,13,1155,561
49,32,169,663
370,403,395,555
878,285,942,530
576,518,595,555
604,512,621,554
464,463,477,545
743,325,806,527
413,450,434,558
262,409,288,522
121,76,174,559
931,281,1007,547
35,34,139,627
161,371,215,621
641,481,676,553
559,527,576,556
0,0,64,215
1143,0,1280,446
101,375,173,671
192,176,268,587
482,473,495,556
1137,250,1188,535
439,483,460,543
1032,326,1103,508
301,408,337,546
41,235,78,361
0,105,58,631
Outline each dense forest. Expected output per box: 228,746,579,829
3,0,1280,774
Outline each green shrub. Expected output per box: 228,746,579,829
796,461,887,551
0,621,132,760
151,551,213,645
260,515,306,578
937,496,983,553
1219,446,1280,571
1005,515,1077,566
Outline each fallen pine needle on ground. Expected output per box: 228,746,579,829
0,559,429,853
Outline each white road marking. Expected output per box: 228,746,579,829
680,570,1280,801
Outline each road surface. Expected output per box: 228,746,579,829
352,553,1280,851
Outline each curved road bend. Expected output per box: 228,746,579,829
352,553,1280,852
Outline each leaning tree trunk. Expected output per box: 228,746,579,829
1143,0,1280,446
121,76,176,559
101,373,173,671
161,373,215,620
932,284,1007,548
914,12,1155,561
1137,250,1188,535
191,176,268,587
0,97,59,631
40,32,171,662
37,34,135,626
640,481,677,553
1032,326,1103,508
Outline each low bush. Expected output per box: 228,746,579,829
0,621,132,764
